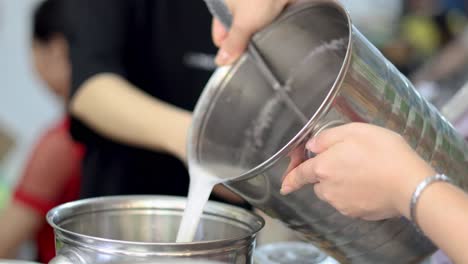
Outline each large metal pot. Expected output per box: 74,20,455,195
190,0,468,263
46,196,264,264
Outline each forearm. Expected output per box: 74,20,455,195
70,73,192,161
412,40,468,83
0,203,42,257
406,182,468,263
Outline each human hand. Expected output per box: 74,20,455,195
280,123,436,221
212,0,295,65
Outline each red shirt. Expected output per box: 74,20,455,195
13,117,84,262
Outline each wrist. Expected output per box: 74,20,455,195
394,162,436,219
409,174,453,229
160,108,192,162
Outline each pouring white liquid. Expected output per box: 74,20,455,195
175,38,349,244
176,162,246,242
176,164,222,242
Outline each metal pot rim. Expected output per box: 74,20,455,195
190,0,353,182
46,195,265,255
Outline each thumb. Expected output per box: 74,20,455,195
215,20,254,65
307,123,355,154
280,158,319,195
212,18,228,48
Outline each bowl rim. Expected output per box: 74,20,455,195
46,195,265,256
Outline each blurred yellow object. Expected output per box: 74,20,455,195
0,178,10,210
0,124,15,163
402,15,442,57
0,124,14,209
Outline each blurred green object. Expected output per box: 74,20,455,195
0,173,11,209
0,124,15,164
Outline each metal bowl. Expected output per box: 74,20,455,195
46,195,264,264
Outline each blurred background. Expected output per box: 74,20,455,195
0,0,467,261
0,0,62,205
0,0,62,258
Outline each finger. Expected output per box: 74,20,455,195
212,18,227,48
280,158,319,195
306,123,358,154
215,0,293,65
283,147,306,181
215,20,253,65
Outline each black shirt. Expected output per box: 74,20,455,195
63,0,218,198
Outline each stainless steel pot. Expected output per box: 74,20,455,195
46,196,264,264
190,0,468,263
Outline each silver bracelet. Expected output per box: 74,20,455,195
410,174,452,230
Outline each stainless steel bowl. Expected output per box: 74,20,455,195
46,195,264,264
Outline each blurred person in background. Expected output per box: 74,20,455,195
412,26,468,85
382,0,468,75
408,2,468,144
48,0,242,202
340,0,403,48
0,0,84,261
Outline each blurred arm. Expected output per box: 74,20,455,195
0,123,79,257
0,203,43,258
411,27,468,83
72,77,241,200
70,74,191,161
66,1,191,161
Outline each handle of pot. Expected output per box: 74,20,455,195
203,0,233,29
306,120,347,159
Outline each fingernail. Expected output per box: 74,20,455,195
280,185,293,196
215,49,231,65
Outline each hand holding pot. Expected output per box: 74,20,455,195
212,0,295,65
280,123,435,220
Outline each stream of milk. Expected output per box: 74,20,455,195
175,164,222,242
